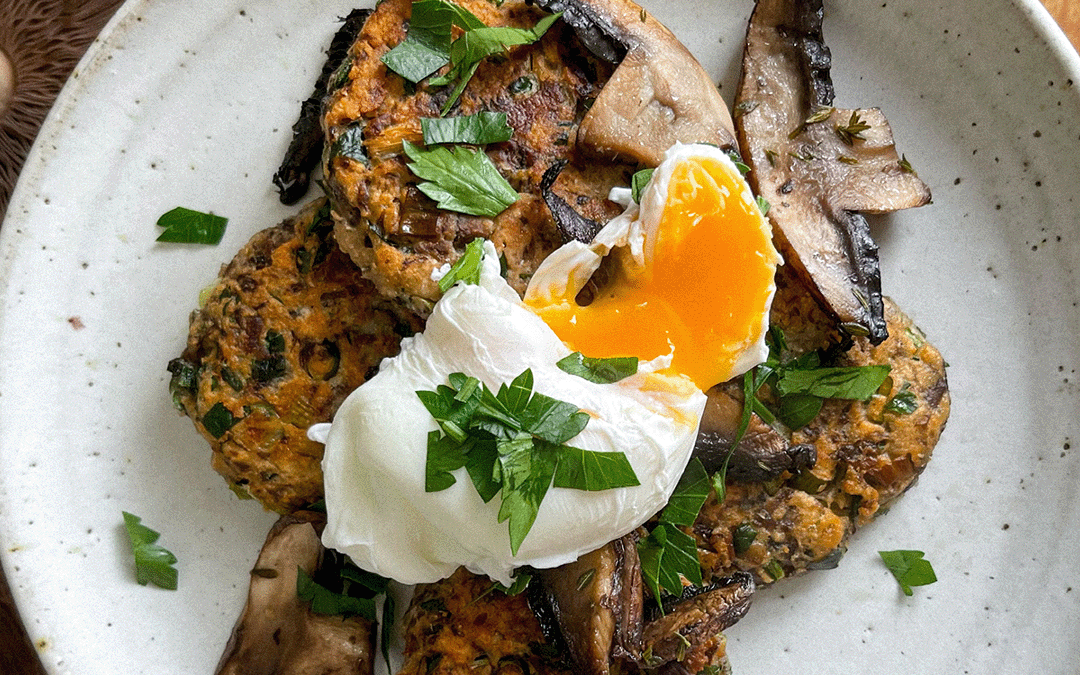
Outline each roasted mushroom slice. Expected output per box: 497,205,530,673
273,9,371,205
531,0,737,165
534,533,643,675
215,513,375,675
694,382,816,483
734,0,931,343
641,573,754,675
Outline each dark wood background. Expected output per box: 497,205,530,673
1,1,1078,673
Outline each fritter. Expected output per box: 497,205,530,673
168,198,421,513
399,568,572,675
693,263,951,584
321,0,634,317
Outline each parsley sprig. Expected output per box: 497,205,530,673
403,140,519,217
713,327,892,501
879,549,937,595
122,511,179,590
637,458,710,606
418,368,640,555
382,0,560,115
155,206,227,244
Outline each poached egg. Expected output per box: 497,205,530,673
313,143,780,585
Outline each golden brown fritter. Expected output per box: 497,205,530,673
321,0,634,317
693,265,951,584
399,569,571,675
169,198,422,513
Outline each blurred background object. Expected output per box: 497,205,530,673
0,0,125,220
0,1,1077,674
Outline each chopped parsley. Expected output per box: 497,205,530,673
155,206,227,244
403,140,519,217
637,458,709,604
418,368,639,555
555,352,638,384
438,237,487,292
381,0,484,84
879,549,937,595
421,111,514,145
122,511,178,590
630,168,654,204
712,327,893,502
382,0,559,115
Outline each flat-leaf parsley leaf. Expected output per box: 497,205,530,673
418,368,639,555
122,511,178,590
879,549,937,596
155,206,227,244
403,140,518,217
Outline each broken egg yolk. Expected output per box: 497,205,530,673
527,152,780,390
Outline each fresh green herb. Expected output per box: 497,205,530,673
220,366,245,392
732,523,757,555
637,458,709,604
330,123,369,166
630,168,655,204
419,369,639,554
297,567,378,619
638,522,701,603
776,391,823,429
733,100,758,117
755,195,771,216
251,355,287,383
438,237,487,292
155,207,227,245
805,105,835,125
201,402,239,439
879,549,937,596
787,105,834,140
885,384,918,415
725,149,751,176
836,110,872,146
403,140,519,217
265,330,286,354
495,571,533,595
762,558,785,581
764,148,778,167
776,364,891,401
421,111,514,145
427,9,561,114
899,154,917,175
381,0,485,84
712,370,759,503
576,568,596,590
122,511,178,590
659,458,710,528
556,352,638,384
838,155,860,165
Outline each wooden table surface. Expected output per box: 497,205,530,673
1,2,1078,674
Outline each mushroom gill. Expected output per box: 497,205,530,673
0,0,124,220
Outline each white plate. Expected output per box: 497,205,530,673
2,0,1079,672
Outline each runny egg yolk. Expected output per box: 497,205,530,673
527,154,779,390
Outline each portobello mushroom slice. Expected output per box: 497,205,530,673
694,382,816,483
531,0,737,165
641,573,754,675
534,533,644,675
215,512,375,675
734,0,931,344
273,9,371,204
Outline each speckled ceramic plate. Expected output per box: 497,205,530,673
1,0,1079,673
